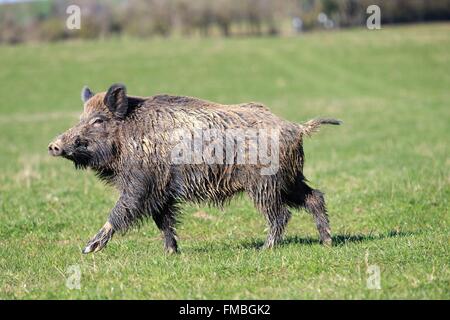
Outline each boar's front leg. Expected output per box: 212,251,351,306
82,192,144,254
82,221,114,254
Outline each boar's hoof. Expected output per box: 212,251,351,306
321,237,332,247
82,223,114,254
165,246,178,255
261,242,276,250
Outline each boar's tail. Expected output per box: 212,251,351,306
301,118,342,137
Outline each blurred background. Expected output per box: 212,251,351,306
1,0,450,44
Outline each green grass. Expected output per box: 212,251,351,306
0,23,449,299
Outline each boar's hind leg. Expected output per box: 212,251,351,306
151,200,179,254
284,180,332,246
249,187,291,249
305,188,332,246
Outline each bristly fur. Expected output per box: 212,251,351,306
302,118,342,137
49,84,341,253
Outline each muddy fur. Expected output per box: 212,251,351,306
48,84,340,253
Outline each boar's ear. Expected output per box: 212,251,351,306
104,83,128,119
81,86,94,103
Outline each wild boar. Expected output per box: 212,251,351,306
48,84,341,254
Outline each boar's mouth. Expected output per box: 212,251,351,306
63,150,92,169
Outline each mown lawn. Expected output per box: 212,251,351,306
0,23,449,299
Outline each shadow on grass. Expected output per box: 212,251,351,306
240,230,416,250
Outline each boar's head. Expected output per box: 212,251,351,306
48,84,129,169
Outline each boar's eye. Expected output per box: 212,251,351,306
90,118,104,126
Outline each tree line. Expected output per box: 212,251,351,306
1,0,449,44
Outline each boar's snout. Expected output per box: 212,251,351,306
48,138,64,157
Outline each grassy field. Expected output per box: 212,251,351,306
0,23,449,299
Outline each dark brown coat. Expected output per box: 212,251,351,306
48,84,340,253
